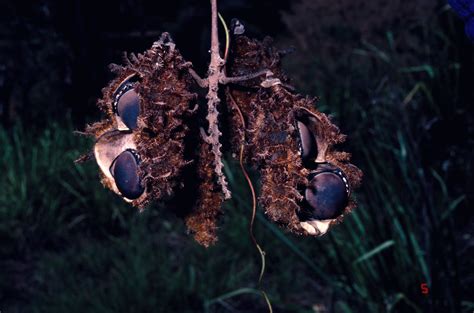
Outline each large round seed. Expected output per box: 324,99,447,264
117,89,140,130
304,171,348,220
297,120,317,166
110,150,144,199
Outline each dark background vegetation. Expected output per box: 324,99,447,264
0,0,473,312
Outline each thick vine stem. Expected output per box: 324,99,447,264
206,0,231,199
194,0,271,200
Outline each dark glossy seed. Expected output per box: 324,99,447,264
296,119,317,166
117,89,140,130
304,171,348,220
110,150,144,199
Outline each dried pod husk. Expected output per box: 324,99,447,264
82,33,198,209
185,140,225,247
226,35,362,236
225,35,289,162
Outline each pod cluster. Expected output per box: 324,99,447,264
226,35,362,236
81,31,362,246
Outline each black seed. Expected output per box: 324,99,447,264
296,119,317,166
110,150,144,199
117,89,140,130
303,171,348,220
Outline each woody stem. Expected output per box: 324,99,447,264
205,0,231,199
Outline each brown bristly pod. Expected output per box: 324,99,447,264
185,140,225,247
81,33,198,209
226,34,362,236
225,35,290,163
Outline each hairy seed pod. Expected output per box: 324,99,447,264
79,33,229,246
185,140,224,247
226,34,362,236
226,36,289,163
82,33,197,209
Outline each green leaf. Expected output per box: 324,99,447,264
353,240,395,265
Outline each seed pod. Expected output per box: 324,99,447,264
82,33,198,209
79,33,227,246
185,140,224,247
225,35,289,163
226,34,362,236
